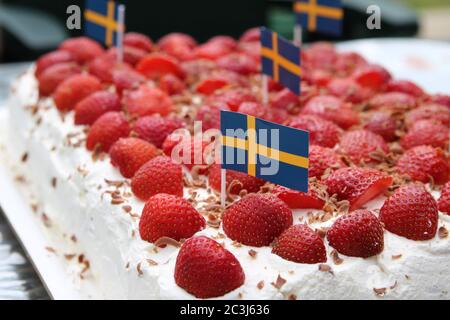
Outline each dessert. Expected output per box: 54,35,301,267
2,30,450,299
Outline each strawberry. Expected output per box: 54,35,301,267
208,164,266,195
131,156,183,201
397,146,450,185
159,74,186,95
74,91,121,125
140,194,204,244
405,103,450,128
166,137,211,171
303,42,337,70
334,52,367,75
386,79,424,97
272,224,327,264
326,77,373,103
158,33,197,51
237,102,270,120
239,27,260,43
162,132,185,157
37,62,81,96
112,68,145,95
304,68,333,87
195,103,229,131
438,182,450,215
309,145,345,178
369,92,416,111
196,77,230,95
109,138,159,178
380,184,438,241
426,94,450,110
401,120,449,150
122,85,173,117
88,53,125,83
271,88,299,110
53,74,102,111
123,32,153,52
133,115,185,148
107,46,147,67
222,193,293,247
302,95,359,129
86,112,130,152
339,129,389,164
35,50,75,77
194,40,234,61
327,210,384,258
207,89,257,112
208,36,238,50
363,111,397,142
271,185,325,209
216,53,259,75
288,115,342,148
326,167,393,211
174,236,245,299
136,53,185,79
59,37,104,64
352,64,391,91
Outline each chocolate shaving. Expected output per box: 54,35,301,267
21,152,28,162
438,226,448,239
318,264,333,273
392,254,402,260
64,254,76,261
51,177,57,188
45,247,57,254
288,294,297,300
248,249,257,259
137,262,143,276
330,250,343,265
146,259,158,266
122,205,132,213
154,237,181,248
373,288,387,296
271,275,286,289
42,213,52,228
257,281,264,290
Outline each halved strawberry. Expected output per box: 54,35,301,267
271,185,325,209
326,167,393,211
196,77,230,95
327,210,384,258
175,236,245,299
352,64,391,91
272,224,327,264
380,184,438,241
112,68,145,95
136,53,185,79
159,74,186,95
86,112,130,152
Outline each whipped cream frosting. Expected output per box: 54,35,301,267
3,68,450,300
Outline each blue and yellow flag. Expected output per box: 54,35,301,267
294,0,343,36
84,0,122,47
260,27,302,96
221,111,309,193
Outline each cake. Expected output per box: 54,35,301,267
2,30,450,299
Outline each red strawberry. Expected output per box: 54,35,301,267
426,94,450,110
162,132,185,157
369,92,416,111
109,138,159,178
107,46,147,67
131,156,183,201
438,182,450,214
159,74,186,95
35,50,75,77
122,85,173,117
37,62,81,96
59,37,104,64
405,103,450,128
140,194,205,243
288,115,342,148
334,52,367,75
304,68,333,87
401,120,449,150
216,53,259,75
303,42,337,70
208,164,266,195
326,167,393,211
327,210,384,258
74,91,121,125
326,77,373,104
86,112,130,152
272,224,327,264
302,95,359,129
207,89,257,112
237,102,270,120
112,68,145,95
123,32,153,52
239,27,260,43
196,103,229,131
339,129,389,164
196,77,230,95
352,64,391,91
380,184,438,241
166,137,211,171
88,53,124,83
271,88,299,110
271,185,325,209
174,236,245,299
195,39,234,61
397,146,450,185
222,193,293,247
309,145,345,178
136,53,185,79
386,79,424,98
158,33,197,51
53,74,102,111
133,115,185,148
363,111,397,142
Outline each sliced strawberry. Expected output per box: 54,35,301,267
326,167,393,211
74,91,121,125
53,74,102,111
175,236,245,299
122,85,173,117
272,224,327,264
86,112,130,152
136,53,185,79
352,64,391,91
271,185,325,209
196,78,230,95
